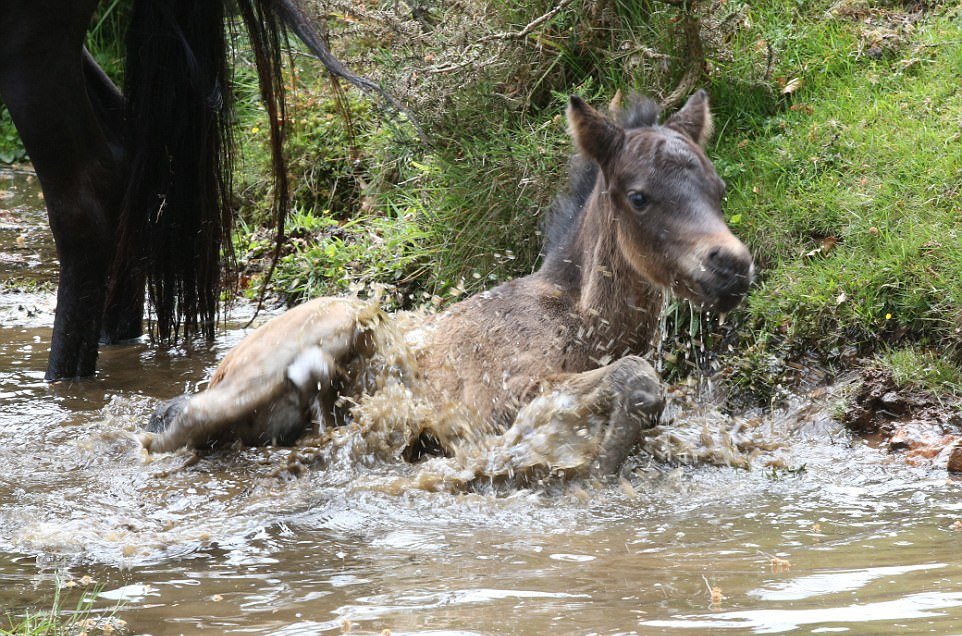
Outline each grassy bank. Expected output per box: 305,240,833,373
1,1,960,398
234,1,962,394
716,2,962,396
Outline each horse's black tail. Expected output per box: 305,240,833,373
112,0,288,341
111,0,418,341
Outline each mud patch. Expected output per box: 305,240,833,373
843,367,962,470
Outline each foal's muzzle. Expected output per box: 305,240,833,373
699,245,754,312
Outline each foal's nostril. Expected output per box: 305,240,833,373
702,245,754,312
707,247,723,269
706,247,749,278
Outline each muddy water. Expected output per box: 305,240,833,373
3,168,962,635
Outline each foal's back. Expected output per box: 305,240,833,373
416,273,588,431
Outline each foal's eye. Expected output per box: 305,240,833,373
627,191,648,210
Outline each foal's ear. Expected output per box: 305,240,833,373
567,96,625,168
608,89,624,117
665,89,714,147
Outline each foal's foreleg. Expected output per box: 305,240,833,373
588,357,665,474
0,1,120,379
498,356,665,476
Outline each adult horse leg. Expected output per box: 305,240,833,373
0,1,120,379
81,49,147,343
82,49,124,158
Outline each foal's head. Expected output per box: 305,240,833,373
567,91,753,312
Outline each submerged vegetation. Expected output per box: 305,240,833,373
1,0,961,399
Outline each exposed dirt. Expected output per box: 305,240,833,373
828,0,937,60
843,367,962,471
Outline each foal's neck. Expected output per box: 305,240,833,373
542,181,664,358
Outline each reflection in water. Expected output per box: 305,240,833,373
643,592,962,633
2,169,962,634
748,563,946,601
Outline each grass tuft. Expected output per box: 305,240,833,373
875,346,962,397
1,577,125,636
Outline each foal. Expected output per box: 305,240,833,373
146,91,753,476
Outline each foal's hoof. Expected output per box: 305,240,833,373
147,394,190,434
594,356,665,475
609,356,665,419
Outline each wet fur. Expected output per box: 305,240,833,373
147,298,382,450
148,92,753,471
543,95,659,256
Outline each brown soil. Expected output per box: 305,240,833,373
843,367,962,471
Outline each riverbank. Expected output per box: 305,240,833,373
1,1,959,435
225,2,962,407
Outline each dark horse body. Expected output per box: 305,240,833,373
0,0,392,380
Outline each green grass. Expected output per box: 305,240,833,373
718,6,962,371
384,109,570,298
0,107,27,164
235,203,436,306
1,578,125,636
875,346,962,397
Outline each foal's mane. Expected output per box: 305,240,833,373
542,95,661,261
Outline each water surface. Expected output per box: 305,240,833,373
2,169,961,635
